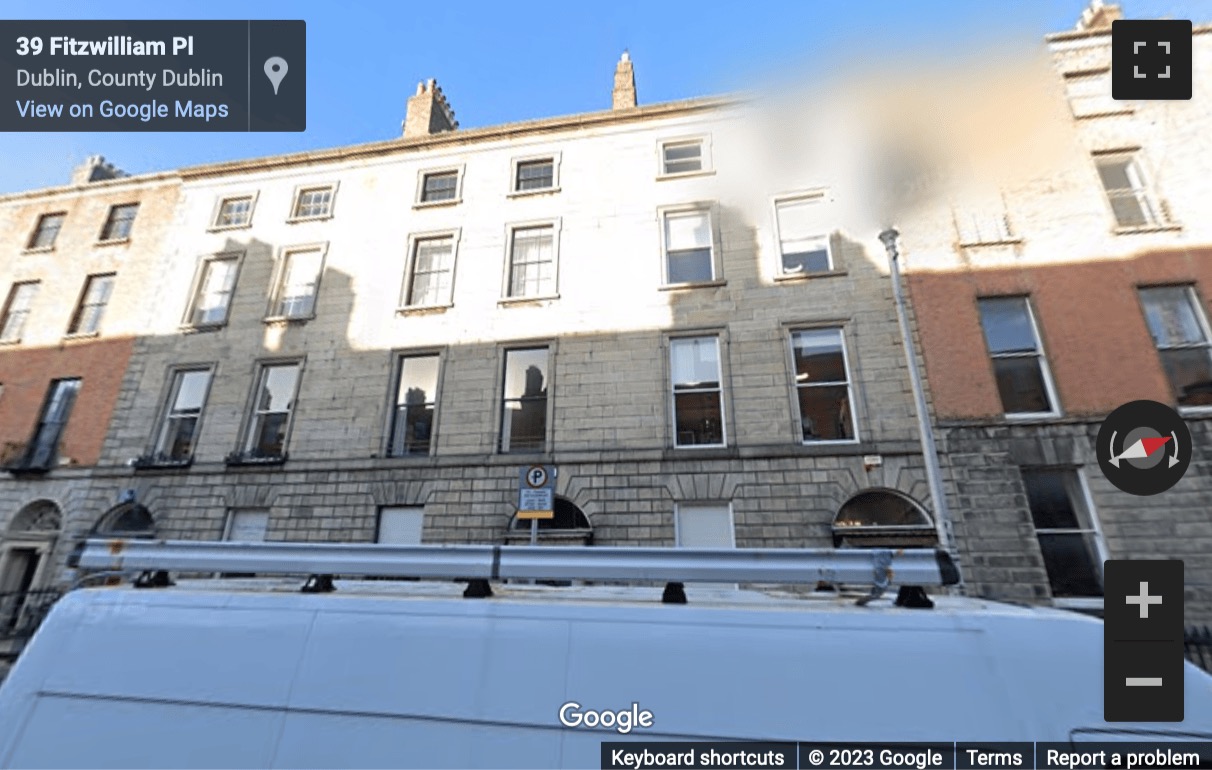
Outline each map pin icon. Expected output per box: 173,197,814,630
264,57,288,95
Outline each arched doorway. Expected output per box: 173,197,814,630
505,497,593,545
832,489,937,548
0,500,63,632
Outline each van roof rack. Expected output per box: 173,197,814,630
71,539,960,607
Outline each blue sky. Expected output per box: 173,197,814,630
0,0,1205,193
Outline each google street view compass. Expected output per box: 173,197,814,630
1097,400,1191,496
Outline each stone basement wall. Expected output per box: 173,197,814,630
939,417,1212,626
18,449,931,574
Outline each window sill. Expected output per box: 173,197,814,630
1114,223,1182,235
672,443,728,451
1003,411,1063,423
1074,109,1134,120
498,294,560,306
3,463,51,476
132,455,193,471
656,169,715,182
413,199,461,210
286,214,333,224
263,314,315,325
958,237,1024,248
207,223,252,233
801,438,861,447
95,237,130,247
225,451,288,467
397,304,452,315
507,187,560,199
380,451,434,461
659,280,726,291
180,322,228,333
774,269,847,283
63,331,100,341
22,245,55,255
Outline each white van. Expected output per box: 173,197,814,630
0,540,1209,768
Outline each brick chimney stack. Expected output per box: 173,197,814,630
612,51,637,110
71,155,126,185
402,79,459,138
1076,0,1123,31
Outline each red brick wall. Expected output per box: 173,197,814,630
0,337,135,467
908,248,1212,420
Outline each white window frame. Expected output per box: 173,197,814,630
978,296,1061,420
658,204,721,288
184,252,244,328
951,190,1021,248
26,211,66,252
669,334,727,449
287,182,338,223
399,229,460,310
0,281,40,344
1093,150,1168,230
376,506,426,545
240,360,303,458
223,509,270,542
772,191,835,277
386,350,444,458
1021,467,1108,611
414,165,465,208
501,219,561,303
66,272,116,337
98,202,139,243
787,326,860,445
267,243,328,322
657,135,713,178
1138,284,1212,414
1063,69,1131,119
209,192,259,231
152,365,216,462
509,153,561,196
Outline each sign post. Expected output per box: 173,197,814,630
518,465,556,546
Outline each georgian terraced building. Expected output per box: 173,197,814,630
1,57,946,603
0,1,1208,634
0,159,180,650
902,4,1212,621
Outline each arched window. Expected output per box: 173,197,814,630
832,490,937,548
90,503,157,538
506,497,593,545
7,500,62,534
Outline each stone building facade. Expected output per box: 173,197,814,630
902,9,1212,622
83,70,941,572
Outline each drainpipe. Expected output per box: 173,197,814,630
878,227,964,591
